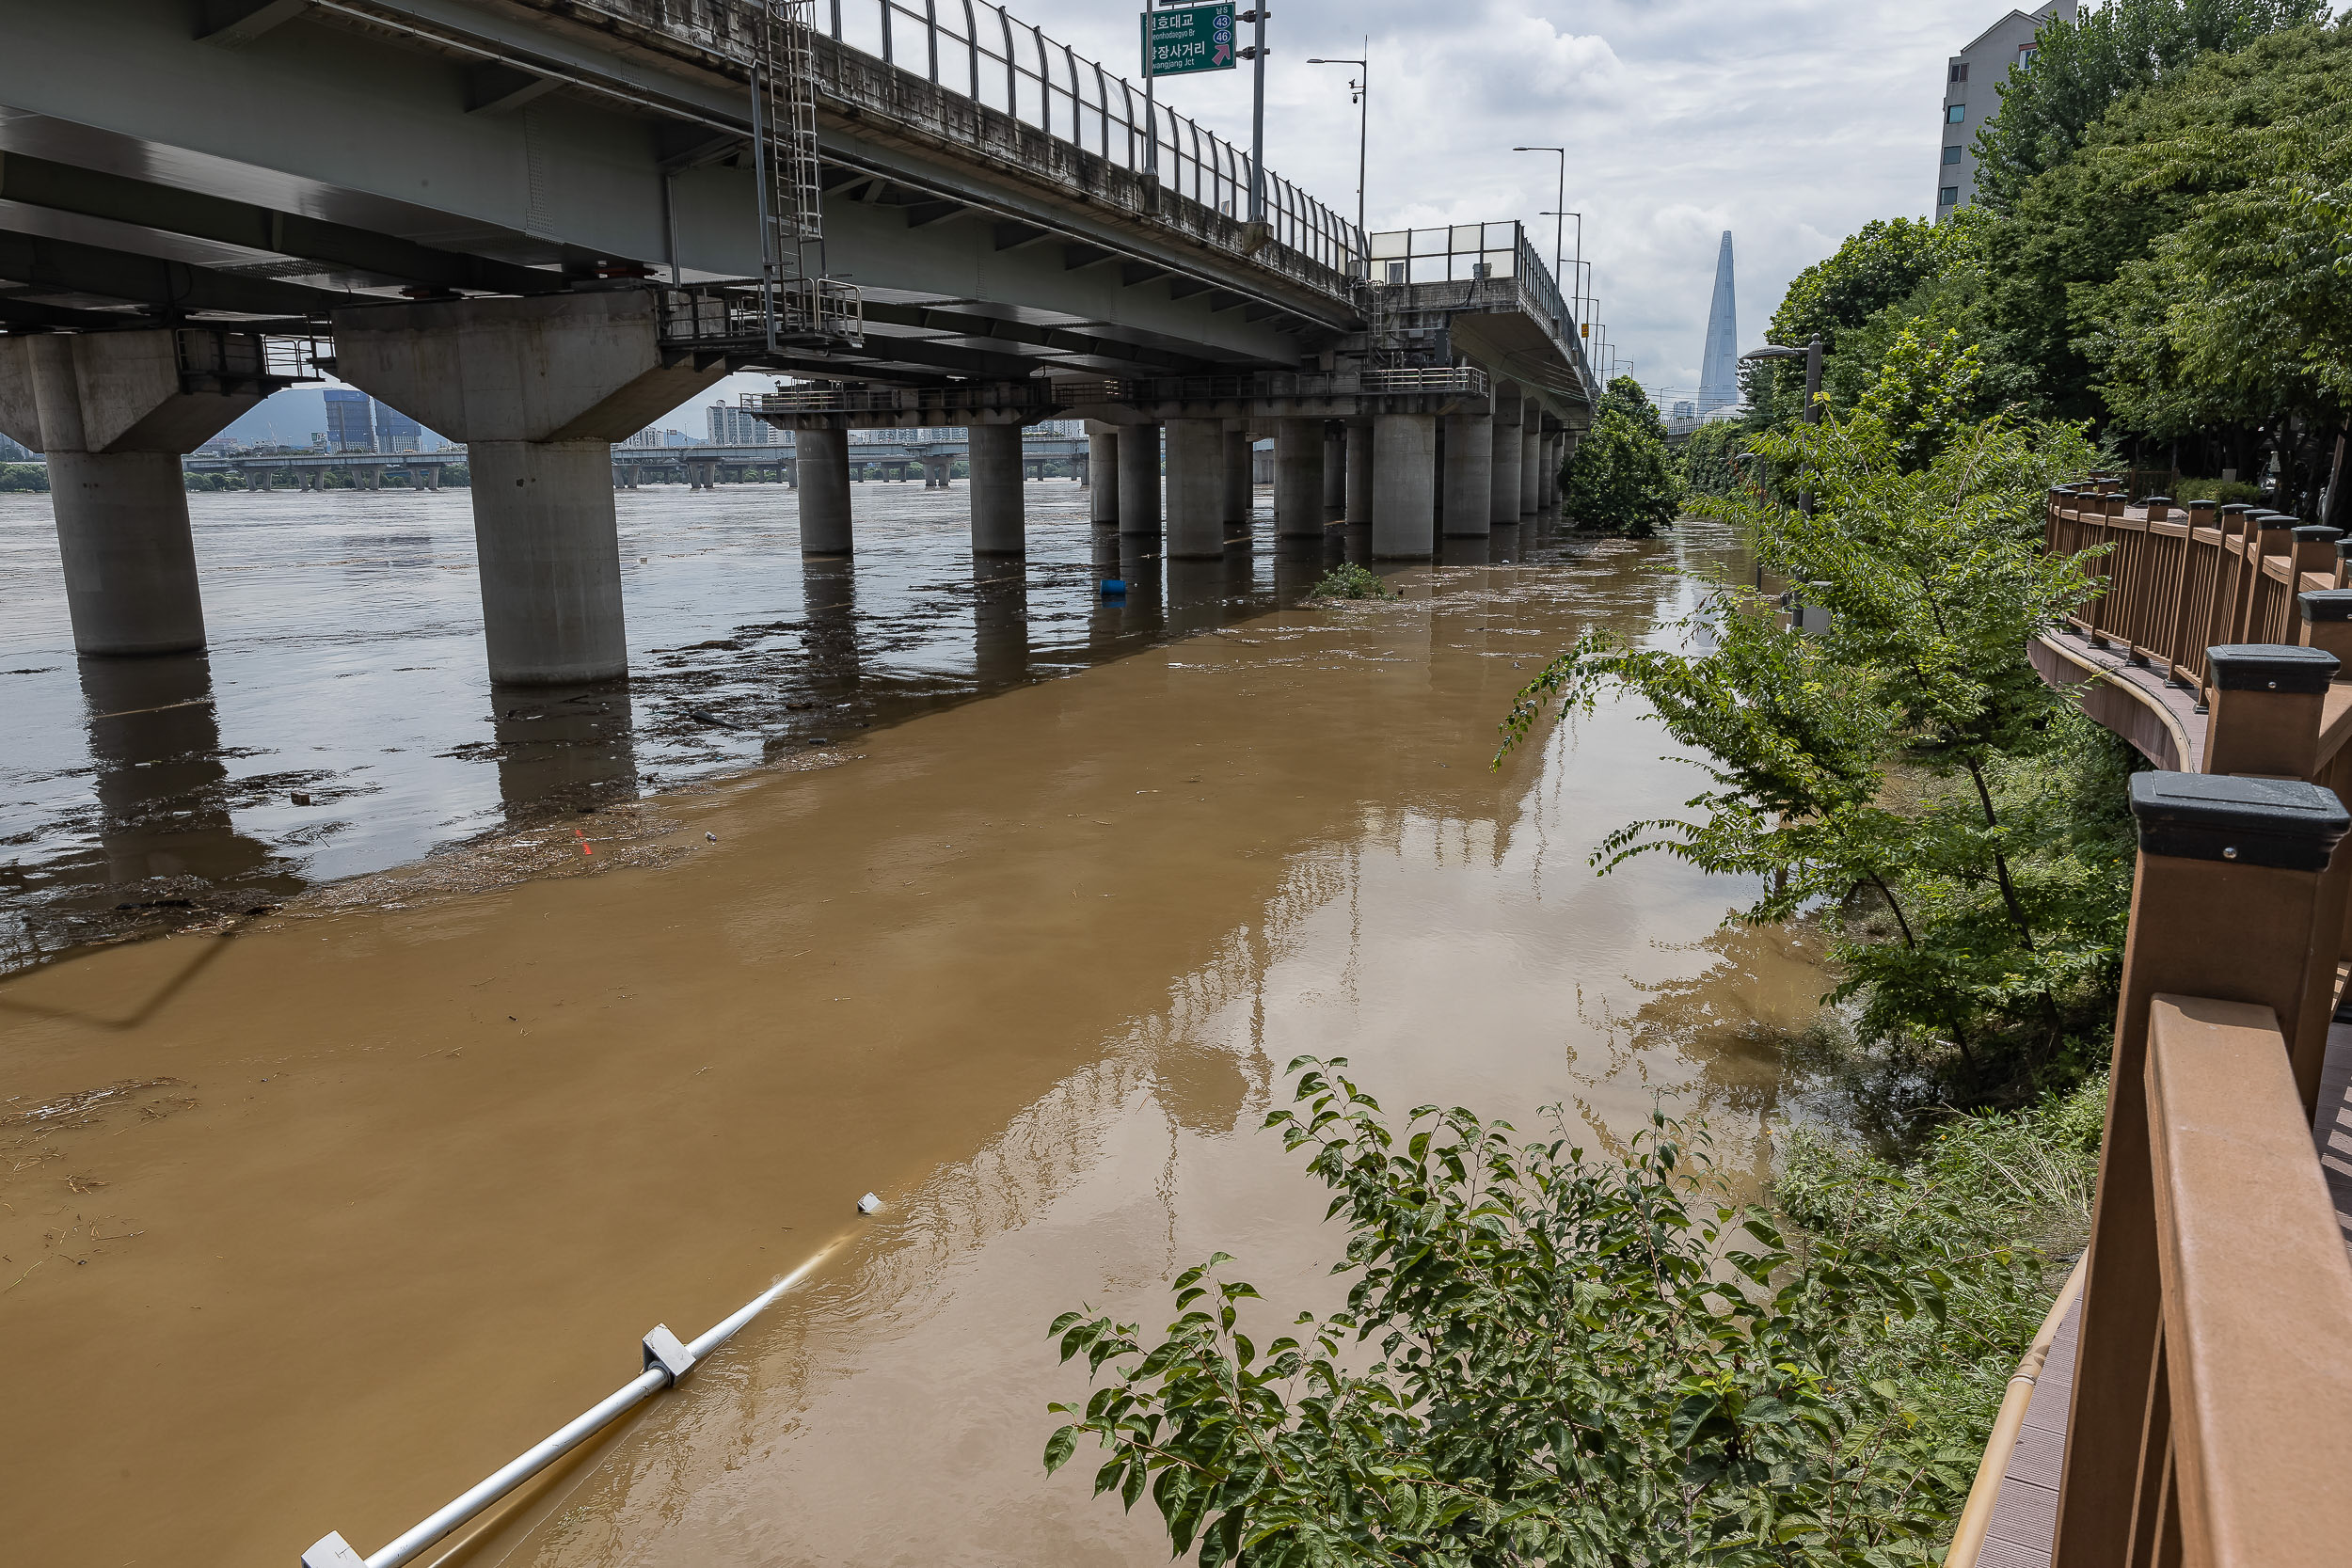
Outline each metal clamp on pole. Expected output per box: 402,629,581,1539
299,1253,827,1568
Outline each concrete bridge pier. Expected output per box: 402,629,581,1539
1345,423,1375,528
798,427,854,555
1519,410,1541,521
1088,424,1119,525
330,291,728,683
1165,418,1225,560
1118,422,1162,539
0,330,278,657
1324,426,1348,522
1223,428,1252,534
1443,410,1494,537
1372,414,1437,561
1490,383,1523,531
1274,418,1325,538
968,422,1025,555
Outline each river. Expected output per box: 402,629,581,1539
0,483,1833,1567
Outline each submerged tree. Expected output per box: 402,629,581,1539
1558,377,1682,538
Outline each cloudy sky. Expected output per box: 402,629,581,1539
667,0,2026,427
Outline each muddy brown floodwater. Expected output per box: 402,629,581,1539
0,519,1834,1568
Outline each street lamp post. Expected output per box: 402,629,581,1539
1306,43,1370,238
1543,209,1582,295
1512,146,1566,286
1740,336,1825,512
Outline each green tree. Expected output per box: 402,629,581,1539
1046,1065,1981,1567
2067,29,2352,511
1972,0,2329,213
1677,420,1751,502
1502,372,2119,1090
1558,377,1681,537
1761,220,1963,417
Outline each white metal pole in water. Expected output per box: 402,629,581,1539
299,1251,832,1568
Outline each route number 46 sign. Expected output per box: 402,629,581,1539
1142,2,1236,77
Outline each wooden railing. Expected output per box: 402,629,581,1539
2043,482,2351,698
1962,483,2352,1566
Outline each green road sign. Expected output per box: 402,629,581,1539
1142,3,1236,78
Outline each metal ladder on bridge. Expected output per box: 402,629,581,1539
753,0,859,346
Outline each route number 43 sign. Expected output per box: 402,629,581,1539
1142,3,1236,77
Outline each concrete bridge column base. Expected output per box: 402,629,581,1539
49,451,208,656
1372,415,1436,561
1088,424,1119,524
1443,411,1494,537
1222,428,1251,532
1520,420,1541,521
969,423,1025,555
1323,426,1347,522
1165,418,1224,559
1118,422,1162,539
467,441,628,685
1489,386,1524,530
1274,418,1325,538
1344,423,1375,529
798,427,853,555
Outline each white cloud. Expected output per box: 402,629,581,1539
665,1,2015,422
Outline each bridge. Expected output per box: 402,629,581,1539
1934,482,2352,1568
0,0,1597,685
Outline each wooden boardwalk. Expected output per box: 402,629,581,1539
1979,1290,2082,1568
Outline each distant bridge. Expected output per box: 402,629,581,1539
151,433,1096,488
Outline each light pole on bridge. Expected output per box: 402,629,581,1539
1512,146,1566,289
1305,43,1370,240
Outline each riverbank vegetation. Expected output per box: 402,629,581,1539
1044,1061,2102,1566
1514,334,2115,1110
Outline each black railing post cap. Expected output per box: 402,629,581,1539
2142,495,2173,508
2303,590,2352,622
2130,772,2349,870
2204,643,2340,691
2292,523,2334,544
2254,512,2296,531
2219,502,2255,515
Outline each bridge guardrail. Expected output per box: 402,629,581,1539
1363,222,1597,400
573,0,1364,296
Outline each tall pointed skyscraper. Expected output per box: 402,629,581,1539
1697,231,1738,412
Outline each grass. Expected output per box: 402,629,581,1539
1777,1074,2107,1447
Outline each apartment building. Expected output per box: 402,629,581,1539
1935,0,2075,219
